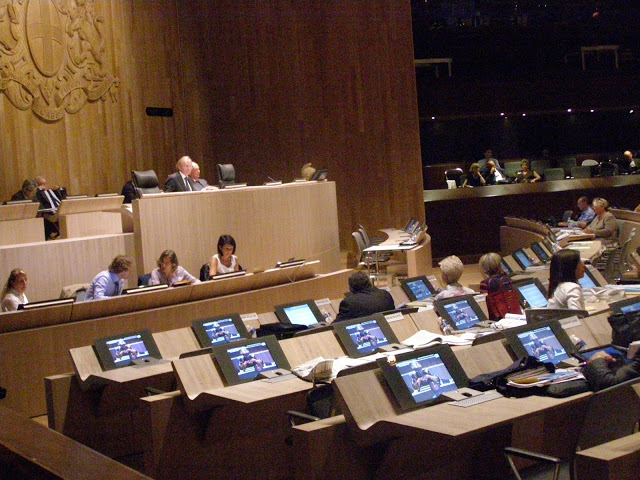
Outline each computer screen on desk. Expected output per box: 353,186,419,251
434,295,486,330
504,321,573,366
578,268,600,289
274,300,325,327
500,260,513,275
512,249,533,269
377,344,468,411
192,314,249,347
17,297,74,310
94,329,162,371
610,296,640,315
333,314,398,358
530,242,550,263
212,336,290,385
513,278,548,308
400,276,437,301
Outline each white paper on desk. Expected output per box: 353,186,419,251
402,330,474,347
507,369,582,388
494,316,526,329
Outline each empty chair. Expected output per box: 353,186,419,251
598,161,618,177
543,168,565,181
531,160,550,175
570,166,591,178
557,157,577,176
581,159,599,166
217,163,236,187
358,224,383,246
131,170,162,198
504,377,640,480
504,161,521,179
138,273,152,286
444,168,464,188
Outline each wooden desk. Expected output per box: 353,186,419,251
581,45,619,71
57,196,124,238
0,202,43,245
576,432,640,480
133,181,341,277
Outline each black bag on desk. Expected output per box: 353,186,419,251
468,356,548,392
608,312,640,348
255,323,307,340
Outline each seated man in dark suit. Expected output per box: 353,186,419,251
189,161,215,191
10,179,37,202
334,271,395,322
34,176,66,240
121,179,136,204
480,160,507,185
164,156,196,192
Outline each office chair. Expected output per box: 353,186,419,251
444,168,464,188
131,170,162,198
531,159,550,175
570,166,591,179
138,273,152,286
543,168,565,181
217,163,236,187
504,161,522,179
199,263,211,281
557,157,577,177
504,377,640,480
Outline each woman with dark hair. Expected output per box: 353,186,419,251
515,159,541,183
151,249,198,286
1,268,28,311
209,235,241,275
547,249,586,310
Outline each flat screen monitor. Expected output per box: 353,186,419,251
542,237,555,252
399,276,437,302
513,278,548,308
17,297,74,310
500,260,513,275
332,314,399,358
504,320,574,366
212,336,290,385
94,329,162,371
530,242,550,263
192,314,250,348
434,295,487,330
310,168,328,181
610,296,640,315
274,300,325,327
512,249,533,270
377,344,469,411
578,268,600,289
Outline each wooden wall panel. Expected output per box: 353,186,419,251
1,1,423,258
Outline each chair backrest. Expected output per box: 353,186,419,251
217,164,236,186
544,167,565,181
352,231,367,260
358,226,371,248
572,377,640,473
504,161,521,178
131,170,162,198
581,159,599,166
571,165,592,178
138,273,152,286
444,168,464,187
561,210,573,222
557,157,577,176
199,263,211,281
531,159,550,174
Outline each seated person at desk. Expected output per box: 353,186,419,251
480,160,507,185
477,149,502,169
121,178,136,204
151,249,199,286
620,150,639,175
547,249,585,310
583,197,617,241
462,163,486,188
34,176,65,240
434,255,475,301
1,268,28,312
164,156,196,192
85,255,133,300
582,349,640,391
514,159,541,183
189,162,215,191
334,271,395,322
559,196,596,227
209,235,241,275
479,252,512,294
10,179,37,201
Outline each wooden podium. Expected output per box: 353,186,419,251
57,195,125,238
0,202,43,245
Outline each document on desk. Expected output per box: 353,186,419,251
507,369,582,388
402,330,475,348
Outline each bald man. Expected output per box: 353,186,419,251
164,156,196,192
189,162,214,191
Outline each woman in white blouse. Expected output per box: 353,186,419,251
547,249,586,310
1,268,29,311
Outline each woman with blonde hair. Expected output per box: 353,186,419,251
1,268,28,311
434,255,475,300
583,197,617,240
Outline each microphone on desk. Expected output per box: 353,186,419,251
268,176,277,183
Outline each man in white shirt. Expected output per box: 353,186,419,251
164,156,196,192
481,160,506,185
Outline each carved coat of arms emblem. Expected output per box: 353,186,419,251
0,0,119,121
